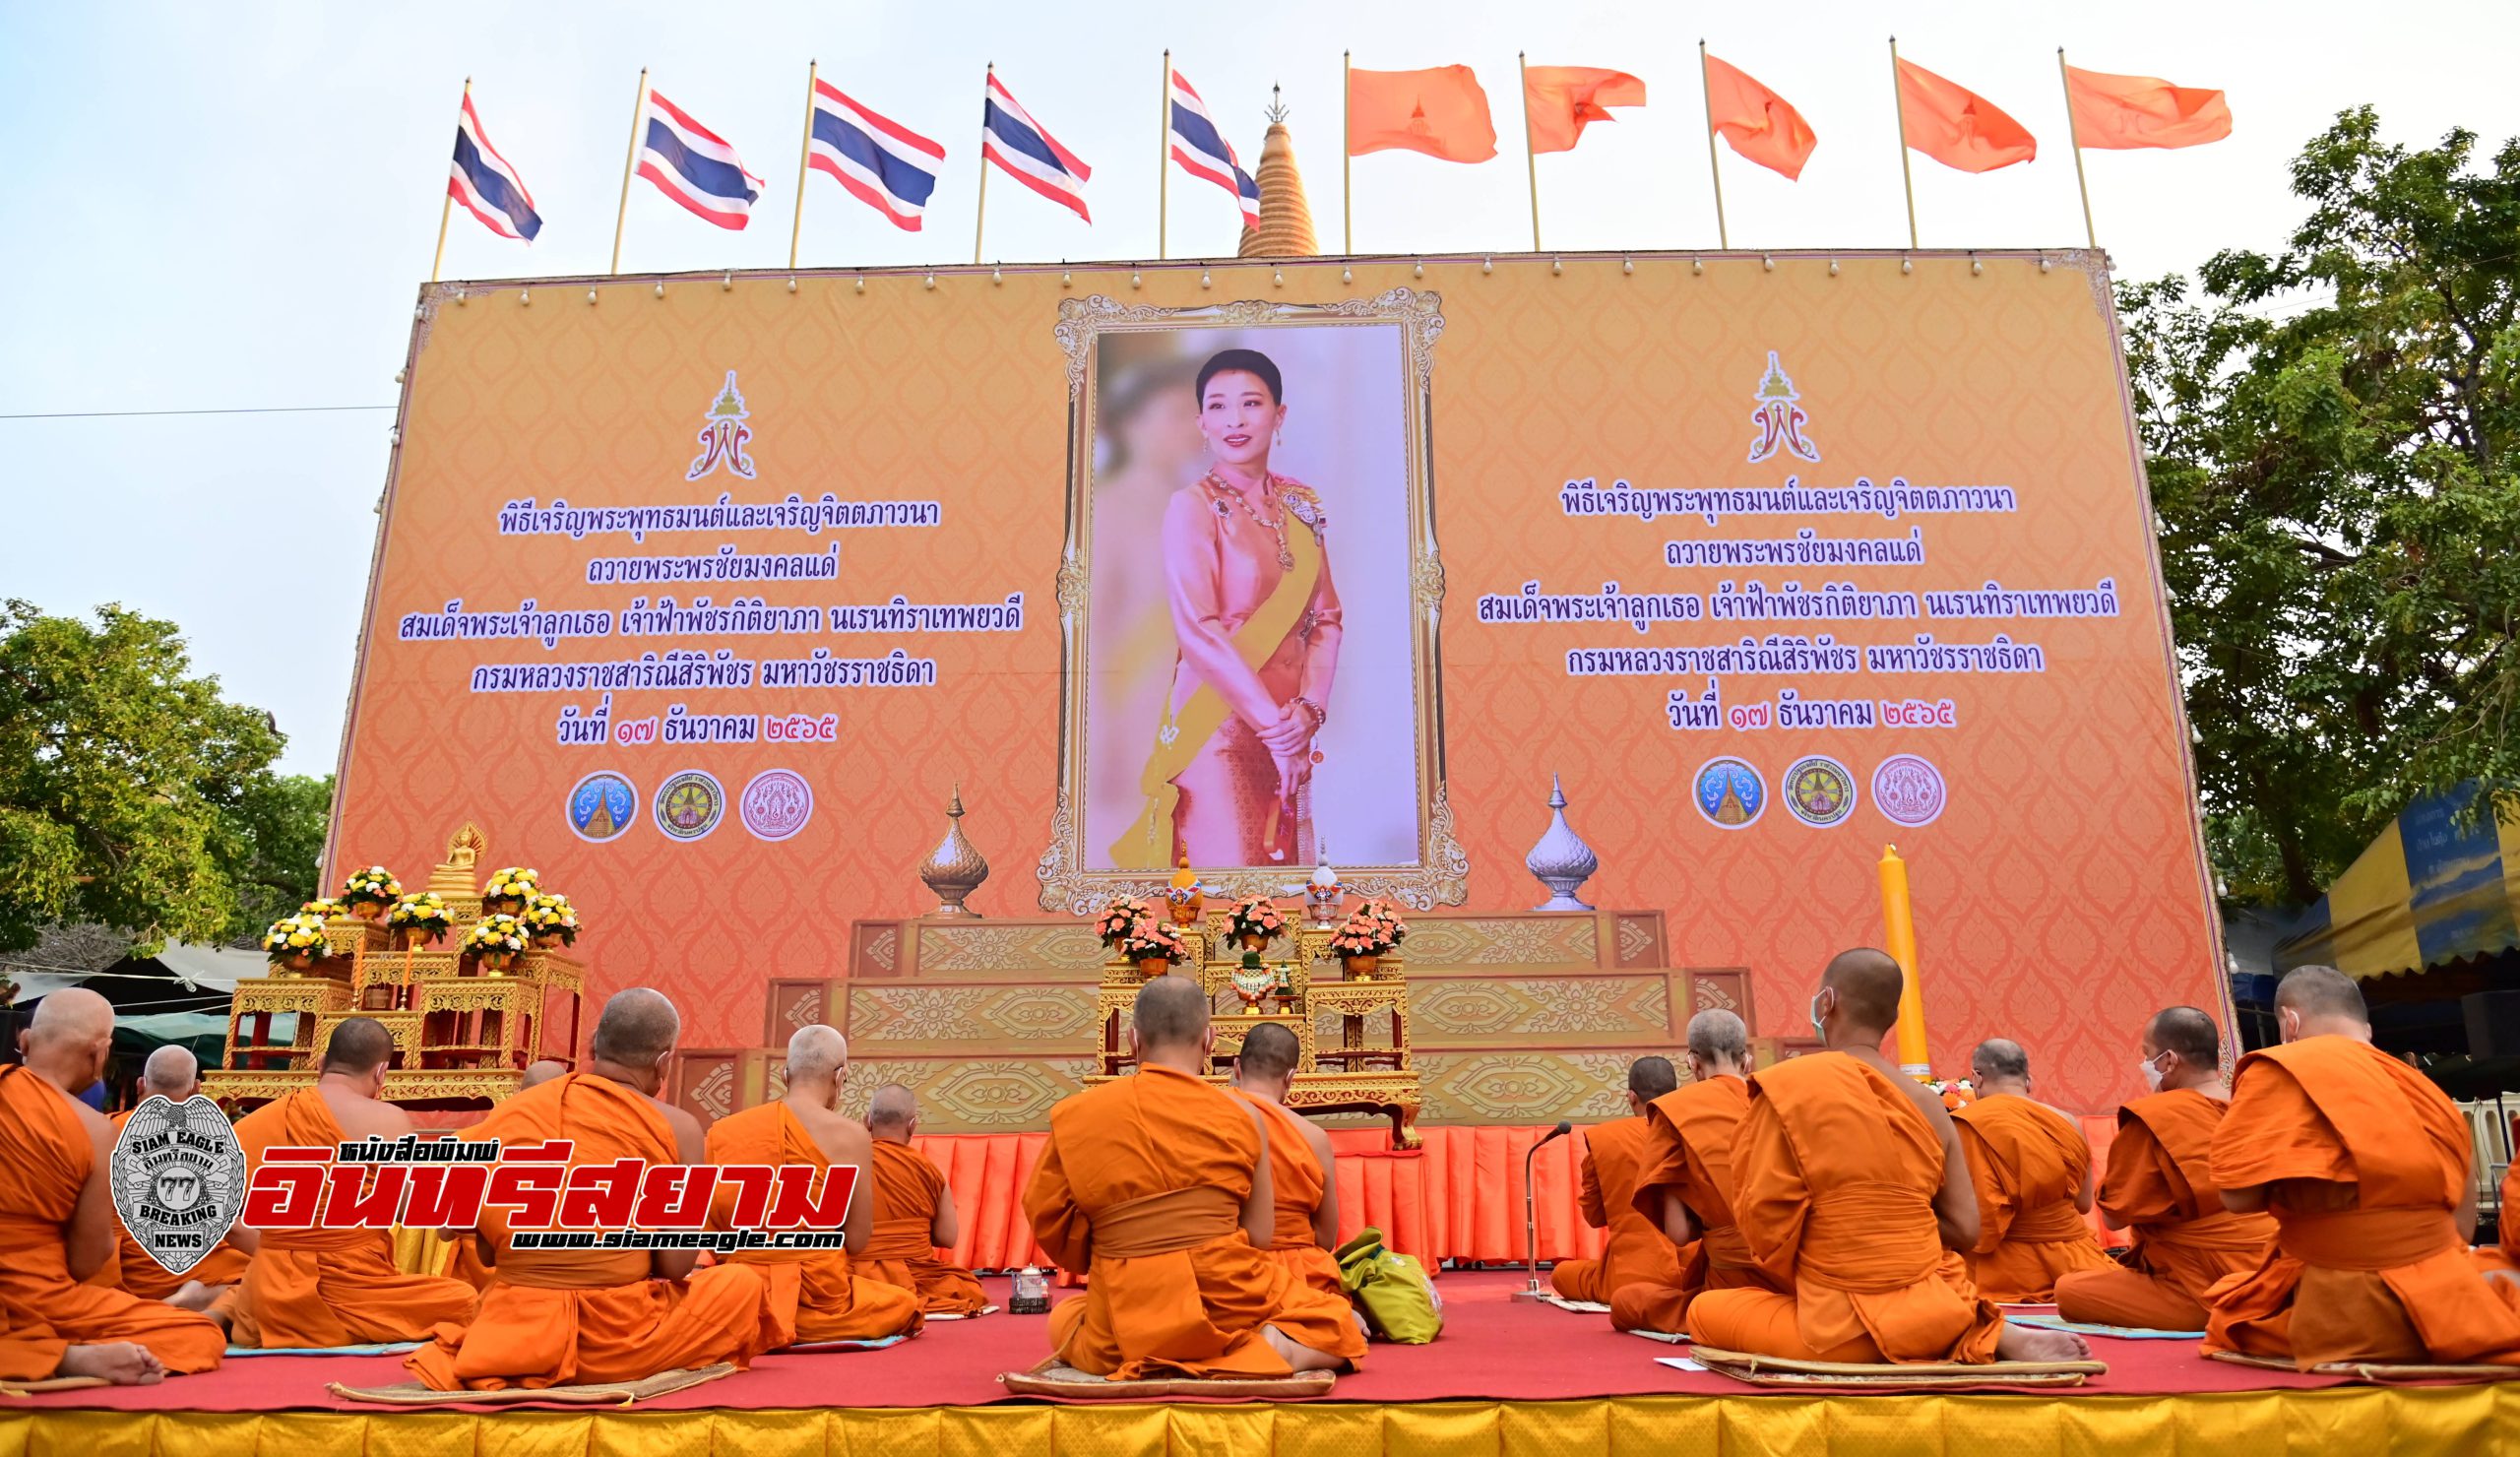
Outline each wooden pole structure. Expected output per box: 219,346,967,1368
788,61,818,270
609,68,649,275
430,78,469,283
974,63,994,266
1887,38,1919,250
1158,50,1170,260
2057,48,2099,249
1697,43,1730,250
1342,50,1353,255
1518,52,1542,252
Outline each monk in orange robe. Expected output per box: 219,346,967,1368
1550,1056,1685,1306
1023,976,1366,1378
1689,951,2091,1363
2205,966,2520,1366
410,989,775,1389
106,1047,252,1301
2055,1006,2273,1330
215,1020,480,1347
432,1059,574,1293
1949,1039,2112,1300
1226,1023,1345,1298
0,989,223,1373
860,1084,990,1314
1614,1009,1775,1334
706,1026,922,1344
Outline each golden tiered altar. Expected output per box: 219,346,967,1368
1086,912,1424,1147
202,826,585,1109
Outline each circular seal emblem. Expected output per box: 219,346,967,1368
1692,757,1766,830
739,769,815,843
566,771,638,844
1782,755,1858,828
652,769,725,842
1872,754,1948,828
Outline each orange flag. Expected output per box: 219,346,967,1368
1895,57,2036,173
1702,53,1817,180
2063,66,2232,150
1523,65,1646,155
1349,65,1498,162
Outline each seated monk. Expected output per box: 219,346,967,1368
107,1047,252,1302
2055,1007,2274,1330
1613,1009,1779,1334
1226,1023,1344,1298
0,1299,167,1387
409,989,775,1389
214,1020,480,1347
1551,1056,1686,1307
1022,976,1366,1378
860,1084,990,1314
705,1026,922,1344
0,989,223,1373
419,1060,570,1294
2205,966,2520,1366
1949,1039,2112,1300
1689,951,2090,1363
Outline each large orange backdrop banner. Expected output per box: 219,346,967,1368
337,252,2221,1109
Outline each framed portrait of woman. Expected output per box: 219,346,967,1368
1036,288,1469,911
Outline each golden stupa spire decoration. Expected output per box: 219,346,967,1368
1238,85,1319,259
917,783,990,918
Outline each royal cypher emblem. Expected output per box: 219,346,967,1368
686,369,756,481
1747,350,1821,466
110,1095,245,1276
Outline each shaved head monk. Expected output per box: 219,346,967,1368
1613,1009,1778,1334
0,989,223,1375
1949,1039,2111,1300
2205,967,2520,1365
1551,1056,1686,1309
1023,975,1366,1377
409,989,775,1389
1688,951,2091,1363
705,1026,923,1345
1228,1022,1345,1298
109,1046,253,1303
859,1085,990,1315
218,1020,480,1347
2054,1007,2272,1331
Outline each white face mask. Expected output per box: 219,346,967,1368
1807,993,1827,1041
2139,1053,2168,1092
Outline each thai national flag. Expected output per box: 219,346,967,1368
448,94,540,242
809,81,944,232
1168,71,1259,229
637,89,764,229
982,73,1091,222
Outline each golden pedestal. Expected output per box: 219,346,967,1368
1087,911,1422,1147
202,824,588,1111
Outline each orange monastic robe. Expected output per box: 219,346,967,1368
1689,1053,2006,1363
1549,1115,1683,1305
706,1104,923,1343
0,1299,68,1382
1949,1094,2112,1300
2054,1088,2273,1331
1023,1063,1366,1378
0,1067,222,1372
1228,1089,1344,1299
1612,1075,1774,1333
407,1074,775,1389
2205,1035,2520,1366
106,1109,249,1299
859,1141,988,1314
223,1089,479,1348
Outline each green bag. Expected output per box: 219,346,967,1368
1334,1226,1444,1344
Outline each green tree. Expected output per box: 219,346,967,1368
0,600,295,953
2121,107,2520,905
222,771,334,941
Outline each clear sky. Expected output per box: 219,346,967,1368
6,0,2516,776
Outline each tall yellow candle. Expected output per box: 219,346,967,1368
1879,844,1932,1078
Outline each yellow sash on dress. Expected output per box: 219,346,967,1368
1109,511,1321,868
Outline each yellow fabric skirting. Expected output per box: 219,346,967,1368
3,1389,2512,1456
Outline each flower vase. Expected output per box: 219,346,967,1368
483,896,524,918
1342,954,1380,981
1135,956,1171,979
279,951,317,975
349,902,384,921
392,928,432,951
532,931,564,950
475,952,519,977
1234,930,1270,953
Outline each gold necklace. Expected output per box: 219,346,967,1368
1207,472,1293,571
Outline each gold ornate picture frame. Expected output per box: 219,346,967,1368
1035,287,1468,912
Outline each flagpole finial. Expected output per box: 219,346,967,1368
1267,83,1289,124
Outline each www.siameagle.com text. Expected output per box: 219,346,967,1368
509,1229,849,1251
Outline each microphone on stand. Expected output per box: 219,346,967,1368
1510,1120,1575,1302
